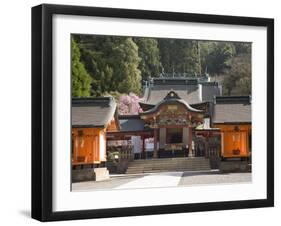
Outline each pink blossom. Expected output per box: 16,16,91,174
118,93,143,115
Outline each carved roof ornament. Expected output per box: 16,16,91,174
164,90,181,100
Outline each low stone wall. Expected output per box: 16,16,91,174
219,161,251,173
72,167,109,182
209,156,220,169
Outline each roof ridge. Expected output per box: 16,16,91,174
72,97,115,106
214,95,251,104
118,114,141,119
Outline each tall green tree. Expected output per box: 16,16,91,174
198,41,216,74
71,38,92,97
205,42,235,76
158,39,200,75
74,35,142,95
72,34,252,97
233,42,251,55
109,38,142,94
133,37,161,79
223,53,251,95
75,36,115,96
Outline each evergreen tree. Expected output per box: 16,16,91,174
205,42,235,76
223,53,251,95
72,34,252,97
76,36,114,96
71,38,92,97
198,41,216,74
158,39,200,75
109,38,142,94
233,42,251,55
74,35,142,95
133,37,161,79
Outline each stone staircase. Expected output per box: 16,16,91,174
125,157,211,174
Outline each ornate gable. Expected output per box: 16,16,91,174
164,90,181,100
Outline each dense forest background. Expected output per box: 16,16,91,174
72,34,251,99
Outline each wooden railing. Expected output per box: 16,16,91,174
119,145,134,160
107,145,134,161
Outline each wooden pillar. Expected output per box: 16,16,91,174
220,132,224,159
75,135,79,162
183,127,189,156
188,127,193,157
153,128,158,158
142,136,146,159
205,137,209,158
159,128,166,149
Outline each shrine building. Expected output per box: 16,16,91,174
72,75,252,180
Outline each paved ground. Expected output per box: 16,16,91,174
72,170,251,192
179,171,251,186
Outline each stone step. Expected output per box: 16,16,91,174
126,168,211,174
131,158,206,163
129,159,209,164
142,168,210,173
128,160,209,164
128,161,209,164
127,165,210,169
126,165,210,170
127,163,210,167
127,162,210,166
125,157,211,174
126,166,211,171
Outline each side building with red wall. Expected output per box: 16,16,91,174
71,97,119,182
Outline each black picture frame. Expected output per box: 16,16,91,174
31,4,274,222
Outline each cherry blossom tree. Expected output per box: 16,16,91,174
118,93,143,115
